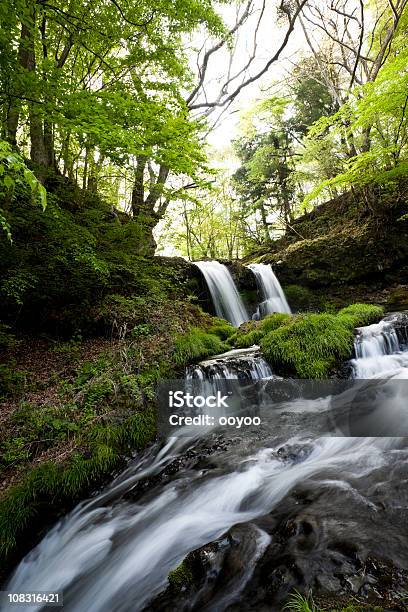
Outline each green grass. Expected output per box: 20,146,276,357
283,591,318,612
282,590,380,612
208,317,236,340
173,327,227,366
261,305,383,379
261,312,354,378
229,313,292,348
0,409,156,560
337,303,384,326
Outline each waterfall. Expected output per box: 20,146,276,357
194,261,248,327
248,263,291,318
187,347,273,381
351,315,408,378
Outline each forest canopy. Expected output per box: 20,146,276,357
0,0,407,259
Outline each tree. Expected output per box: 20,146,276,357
300,1,408,210
0,0,310,255
231,66,336,241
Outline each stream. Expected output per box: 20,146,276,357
3,264,408,611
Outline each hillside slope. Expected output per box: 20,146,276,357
247,193,408,310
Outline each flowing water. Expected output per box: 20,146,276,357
194,261,248,327
247,263,291,318
4,315,408,611
351,314,408,378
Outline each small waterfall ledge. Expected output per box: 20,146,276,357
352,313,408,378
187,347,273,381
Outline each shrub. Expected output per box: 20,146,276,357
0,324,19,350
0,363,27,398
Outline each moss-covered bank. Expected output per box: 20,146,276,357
0,284,229,578
228,304,384,378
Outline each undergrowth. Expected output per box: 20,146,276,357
283,590,383,612
0,410,156,560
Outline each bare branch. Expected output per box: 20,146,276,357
189,0,309,112
349,0,364,89
186,0,254,107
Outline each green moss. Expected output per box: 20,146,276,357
284,285,314,311
173,328,226,366
386,286,408,311
261,313,292,333
229,313,292,349
337,303,384,326
261,313,352,378
208,317,236,340
260,304,383,379
168,561,193,590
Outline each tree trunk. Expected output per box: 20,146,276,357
44,119,56,169
20,3,48,181
6,105,20,147
130,161,169,256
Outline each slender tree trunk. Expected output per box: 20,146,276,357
82,146,89,191
44,119,56,169
20,3,48,181
62,131,71,177
6,106,20,147
259,202,270,242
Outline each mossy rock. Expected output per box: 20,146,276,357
260,304,383,378
386,286,408,311
208,317,236,340
173,328,227,366
168,561,193,591
283,284,314,311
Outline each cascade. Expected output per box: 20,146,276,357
187,347,273,381
247,263,291,318
194,261,248,327
351,314,408,378
5,315,408,612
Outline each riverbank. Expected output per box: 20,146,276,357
6,307,408,611
0,295,232,577
0,301,387,583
